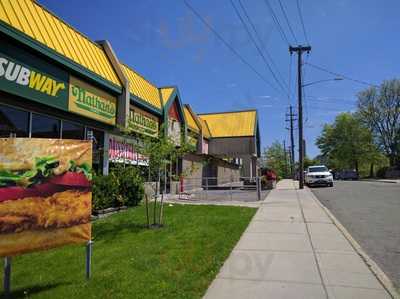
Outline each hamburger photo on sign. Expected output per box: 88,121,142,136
0,138,92,257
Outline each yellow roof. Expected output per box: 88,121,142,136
199,110,257,138
0,0,121,87
183,106,200,133
199,117,211,139
160,87,175,106
120,64,162,110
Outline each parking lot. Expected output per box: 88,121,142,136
311,180,400,289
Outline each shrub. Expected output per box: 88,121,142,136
115,166,145,207
376,166,389,178
92,166,145,211
92,172,120,210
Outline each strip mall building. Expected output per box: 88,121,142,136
0,0,260,191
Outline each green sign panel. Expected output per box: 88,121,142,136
69,76,117,125
0,52,68,110
128,106,159,137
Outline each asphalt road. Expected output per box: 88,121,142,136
310,181,400,289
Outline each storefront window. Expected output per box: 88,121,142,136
0,104,29,137
62,120,84,140
31,113,60,138
86,128,104,174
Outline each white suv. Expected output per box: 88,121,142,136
305,165,333,187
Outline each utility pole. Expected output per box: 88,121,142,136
289,45,311,189
285,105,296,179
283,140,288,178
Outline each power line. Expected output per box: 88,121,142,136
183,0,280,92
235,0,289,92
296,0,310,45
237,0,288,89
229,0,288,94
305,62,379,87
306,95,356,102
262,0,290,45
277,0,298,44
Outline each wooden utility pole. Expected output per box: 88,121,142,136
283,140,288,178
289,45,311,189
286,105,296,179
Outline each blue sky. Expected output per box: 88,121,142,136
41,0,400,158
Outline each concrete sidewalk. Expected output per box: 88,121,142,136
204,179,392,299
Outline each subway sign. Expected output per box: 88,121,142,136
128,106,159,137
0,50,117,125
0,52,68,110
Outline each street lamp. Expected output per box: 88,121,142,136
302,77,343,87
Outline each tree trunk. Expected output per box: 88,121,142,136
389,153,395,167
355,160,359,176
369,163,374,178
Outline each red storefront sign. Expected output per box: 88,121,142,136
108,135,148,166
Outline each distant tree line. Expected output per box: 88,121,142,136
316,79,400,177
262,79,400,179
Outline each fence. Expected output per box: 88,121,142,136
176,176,266,203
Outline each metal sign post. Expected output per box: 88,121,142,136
86,241,93,279
257,177,261,201
3,257,11,297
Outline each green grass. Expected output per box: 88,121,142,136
1,203,256,299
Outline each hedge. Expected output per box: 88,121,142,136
92,166,144,211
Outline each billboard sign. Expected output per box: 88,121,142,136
108,134,149,166
0,51,68,110
128,106,158,137
0,138,92,257
69,76,117,125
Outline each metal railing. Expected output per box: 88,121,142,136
176,176,264,202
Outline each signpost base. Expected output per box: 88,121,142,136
86,241,93,279
257,177,262,201
3,257,11,297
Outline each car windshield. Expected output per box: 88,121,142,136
308,166,328,173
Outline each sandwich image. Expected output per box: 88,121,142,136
0,139,92,257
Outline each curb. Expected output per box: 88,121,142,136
308,188,400,299
360,179,399,184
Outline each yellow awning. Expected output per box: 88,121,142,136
0,0,121,87
121,64,162,110
160,87,175,107
199,117,211,139
199,110,257,138
183,106,200,133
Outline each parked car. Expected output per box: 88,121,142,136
337,169,359,180
305,165,334,187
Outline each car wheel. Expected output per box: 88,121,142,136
329,182,333,187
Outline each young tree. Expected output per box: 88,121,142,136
357,79,400,167
316,113,378,175
139,126,195,227
262,141,290,179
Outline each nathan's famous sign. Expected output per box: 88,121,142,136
0,139,92,257
69,76,117,125
0,52,68,110
128,106,159,137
